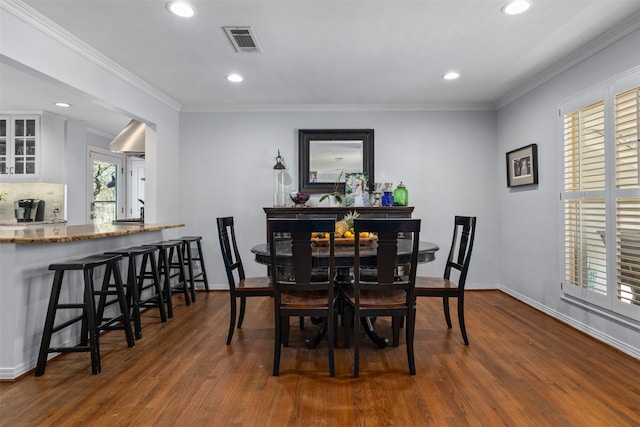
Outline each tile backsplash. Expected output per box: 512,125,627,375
0,182,65,221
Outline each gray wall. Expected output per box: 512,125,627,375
178,110,500,286
178,29,640,358
497,29,640,356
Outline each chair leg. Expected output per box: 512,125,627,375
238,296,247,328
83,268,101,374
116,266,135,348
333,310,339,348
194,240,210,291
443,296,452,328
327,310,335,377
273,313,281,376
406,307,416,375
281,316,290,347
143,251,167,322
226,295,237,345
458,296,469,345
343,304,352,348
158,249,174,319
35,270,64,377
183,241,196,297
353,309,360,378
127,255,142,340
173,246,192,304
392,316,401,347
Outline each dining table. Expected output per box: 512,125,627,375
250,239,439,348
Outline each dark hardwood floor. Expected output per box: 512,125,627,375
1,290,638,426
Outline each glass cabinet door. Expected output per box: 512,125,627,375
0,117,7,175
0,115,39,178
13,117,37,175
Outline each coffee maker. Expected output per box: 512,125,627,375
14,199,45,222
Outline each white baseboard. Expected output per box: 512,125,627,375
499,286,640,360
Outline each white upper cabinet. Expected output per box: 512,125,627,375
0,115,40,180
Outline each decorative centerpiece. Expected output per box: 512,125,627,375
289,191,310,207
311,211,377,246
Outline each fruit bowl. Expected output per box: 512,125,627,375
290,191,310,206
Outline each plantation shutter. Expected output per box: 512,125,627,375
614,87,640,307
563,101,607,296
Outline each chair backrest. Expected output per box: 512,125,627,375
353,218,421,300
267,218,336,298
443,216,477,289
216,216,246,289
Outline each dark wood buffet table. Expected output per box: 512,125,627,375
263,206,414,238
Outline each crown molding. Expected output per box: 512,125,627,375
181,102,496,113
2,0,181,112
495,8,640,110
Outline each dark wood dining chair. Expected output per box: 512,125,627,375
268,218,337,377
217,217,273,345
346,218,421,377
415,216,476,345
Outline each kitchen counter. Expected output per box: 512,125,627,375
0,221,186,379
0,222,184,243
0,219,68,226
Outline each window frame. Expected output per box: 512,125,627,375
559,67,640,321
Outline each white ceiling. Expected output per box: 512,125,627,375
2,0,640,135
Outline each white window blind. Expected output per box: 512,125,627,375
615,87,640,308
615,87,639,190
562,78,640,318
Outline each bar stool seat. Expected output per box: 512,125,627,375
105,246,167,339
35,254,135,376
143,240,190,318
178,236,210,294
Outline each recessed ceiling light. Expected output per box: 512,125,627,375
226,73,244,83
502,0,531,15
442,72,460,80
55,102,71,108
167,1,196,18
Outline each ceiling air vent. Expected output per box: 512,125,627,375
223,27,262,53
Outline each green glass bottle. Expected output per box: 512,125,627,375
394,182,408,206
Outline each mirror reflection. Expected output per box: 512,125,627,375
309,140,363,183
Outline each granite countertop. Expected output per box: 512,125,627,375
0,219,68,226
0,223,185,244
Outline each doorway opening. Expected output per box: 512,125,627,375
88,147,123,224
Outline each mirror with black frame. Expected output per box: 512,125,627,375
298,129,374,195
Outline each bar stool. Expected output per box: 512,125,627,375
35,254,135,376
178,236,210,293
144,240,190,318
167,239,198,303
105,246,167,339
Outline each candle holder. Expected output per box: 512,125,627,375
372,182,383,207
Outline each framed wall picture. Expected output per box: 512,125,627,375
506,143,538,187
